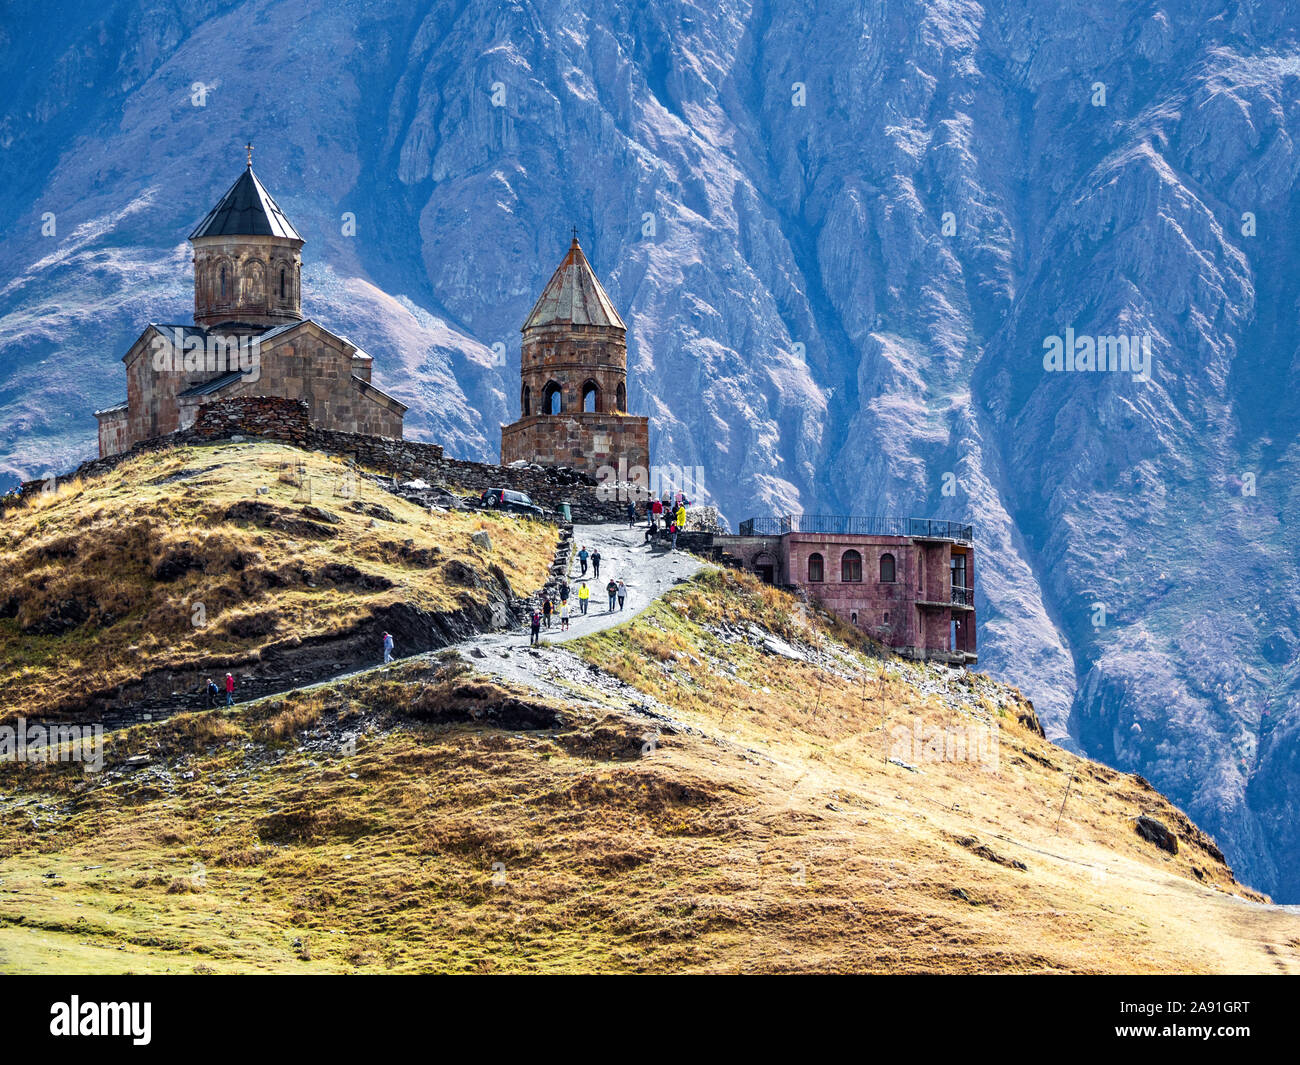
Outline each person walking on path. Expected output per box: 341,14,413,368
529,609,542,646
225,673,235,707
578,546,589,575
592,548,602,578
560,600,570,631
617,579,627,610
626,501,636,526
206,678,220,709
578,581,590,614
383,631,394,663
542,596,554,628
670,521,679,550
559,578,570,606
606,578,618,612
651,498,663,528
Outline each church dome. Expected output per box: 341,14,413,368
189,153,304,331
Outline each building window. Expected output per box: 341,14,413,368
219,265,228,302
880,552,896,583
280,267,287,299
808,552,824,582
841,549,862,582
543,381,562,414
522,384,531,416
582,379,600,413
616,382,626,411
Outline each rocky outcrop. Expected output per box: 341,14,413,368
1136,816,1179,856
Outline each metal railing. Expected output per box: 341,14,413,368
737,514,973,542
950,585,974,606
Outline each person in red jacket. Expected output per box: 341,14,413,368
225,673,235,707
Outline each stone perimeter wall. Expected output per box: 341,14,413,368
7,396,628,523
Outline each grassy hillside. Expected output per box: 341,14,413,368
0,441,556,722
2,568,1297,974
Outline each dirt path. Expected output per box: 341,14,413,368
447,522,704,702
517,522,703,641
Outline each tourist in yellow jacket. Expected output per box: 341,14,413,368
578,581,590,615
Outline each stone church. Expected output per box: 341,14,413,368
501,236,650,477
95,157,406,457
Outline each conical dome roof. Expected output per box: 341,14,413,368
190,166,302,241
522,236,625,331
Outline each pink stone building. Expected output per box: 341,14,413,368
715,516,976,665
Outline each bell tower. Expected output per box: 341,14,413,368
190,146,304,333
501,235,649,476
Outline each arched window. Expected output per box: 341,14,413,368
841,549,862,582
280,267,287,299
219,264,228,302
808,552,824,582
521,384,531,416
542,381,562,415
582,379,600,413
880,552,896,583
616,382,626,411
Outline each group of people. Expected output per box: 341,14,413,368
642,495,688,549
205,672,236,708
529,548,629,644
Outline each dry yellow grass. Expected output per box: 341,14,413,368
2,572,1298,973
0,441,556,723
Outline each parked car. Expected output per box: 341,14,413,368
479,488,545,519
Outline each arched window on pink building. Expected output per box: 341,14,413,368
841,550,862,582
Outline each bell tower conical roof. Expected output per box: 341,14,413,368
189,165,302,241
522,236,625,331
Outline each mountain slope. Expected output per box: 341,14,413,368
4,564,1297,974
0,441,555,722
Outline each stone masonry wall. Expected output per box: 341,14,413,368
501,412,649,476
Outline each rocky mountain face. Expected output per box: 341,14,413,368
2,0,1299,899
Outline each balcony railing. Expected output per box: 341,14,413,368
737,514,974,542
907,518,975,542
950,585,974,606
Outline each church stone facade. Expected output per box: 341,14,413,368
96,161,405,458
501,237,649,477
